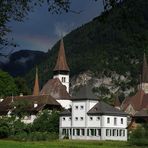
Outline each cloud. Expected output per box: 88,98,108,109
0,56,10,64
54,22,75,37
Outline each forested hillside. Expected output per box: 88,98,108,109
26,0,148,94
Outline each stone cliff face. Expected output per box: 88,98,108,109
70,70,135,104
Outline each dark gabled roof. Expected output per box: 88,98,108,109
71,85,98,101
40,78,71,100
134,108,148,117
121,89,148,111
87,101,128,116
60,109,71,116
0,95,61,115
53,39,70,72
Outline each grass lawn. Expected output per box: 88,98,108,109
0,140,147,148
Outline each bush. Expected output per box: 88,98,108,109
129,124,148,146
10,132,58,141
0,117,10,138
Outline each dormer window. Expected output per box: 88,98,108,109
121,118,123,124
80,106,84,109
75,106,78,109
75,117,78,121
114,118,117,125
107,117,110,123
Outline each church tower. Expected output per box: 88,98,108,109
141,53,148,93
53,38,70,93
33,67,40,96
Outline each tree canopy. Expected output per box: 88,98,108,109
0,70,18,97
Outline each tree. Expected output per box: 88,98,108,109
15,77,31,95
33,110,59,133
0,0,70,49
12,99,31,119
0,70,18,97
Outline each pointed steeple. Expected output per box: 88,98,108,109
33,67,39,96
142,53,148,82
53,38,70,72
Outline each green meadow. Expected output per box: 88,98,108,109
0,140,147,148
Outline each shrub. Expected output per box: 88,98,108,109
10,132,58,141
129,124,148,146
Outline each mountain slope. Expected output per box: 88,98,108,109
26,0,148,92
0,50,46,76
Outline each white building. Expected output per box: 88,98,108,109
40,38,72,109
59,85,128,141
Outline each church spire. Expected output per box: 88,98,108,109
33,67,39,96
53,38,70,72
142,53,148,83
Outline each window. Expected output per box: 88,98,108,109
76,129,80,136
114,118,117,125
80,117,84,120
97,117,100,121
107,117,110,123
119,130,122,136
62,77,66,82
87,129,89,136
75,106,78,109
81,129,85,136
80,105,84,109
62,129,66,135
123,130,125,136
106,129,110,136
73,129,75,136
63,117,65,121
121,118,123,124
90,117,93,121
117,129,118,136
113,129,116,136
75,117,78,121
69,117,71,121
98,129,101,136
90,129,96,136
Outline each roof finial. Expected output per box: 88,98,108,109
33,66,40,96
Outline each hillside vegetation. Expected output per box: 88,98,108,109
26,0,148,93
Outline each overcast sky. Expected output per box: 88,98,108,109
6,0,103,53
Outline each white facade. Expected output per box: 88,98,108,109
57,99,72,109
54,74,69,93
53,73,71,109
59,99,128,141
22,115,37,124
141,82,148,94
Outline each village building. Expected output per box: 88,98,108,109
0,38,71,123
59,85,128,141
0,38,130,141
121,53,148,122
